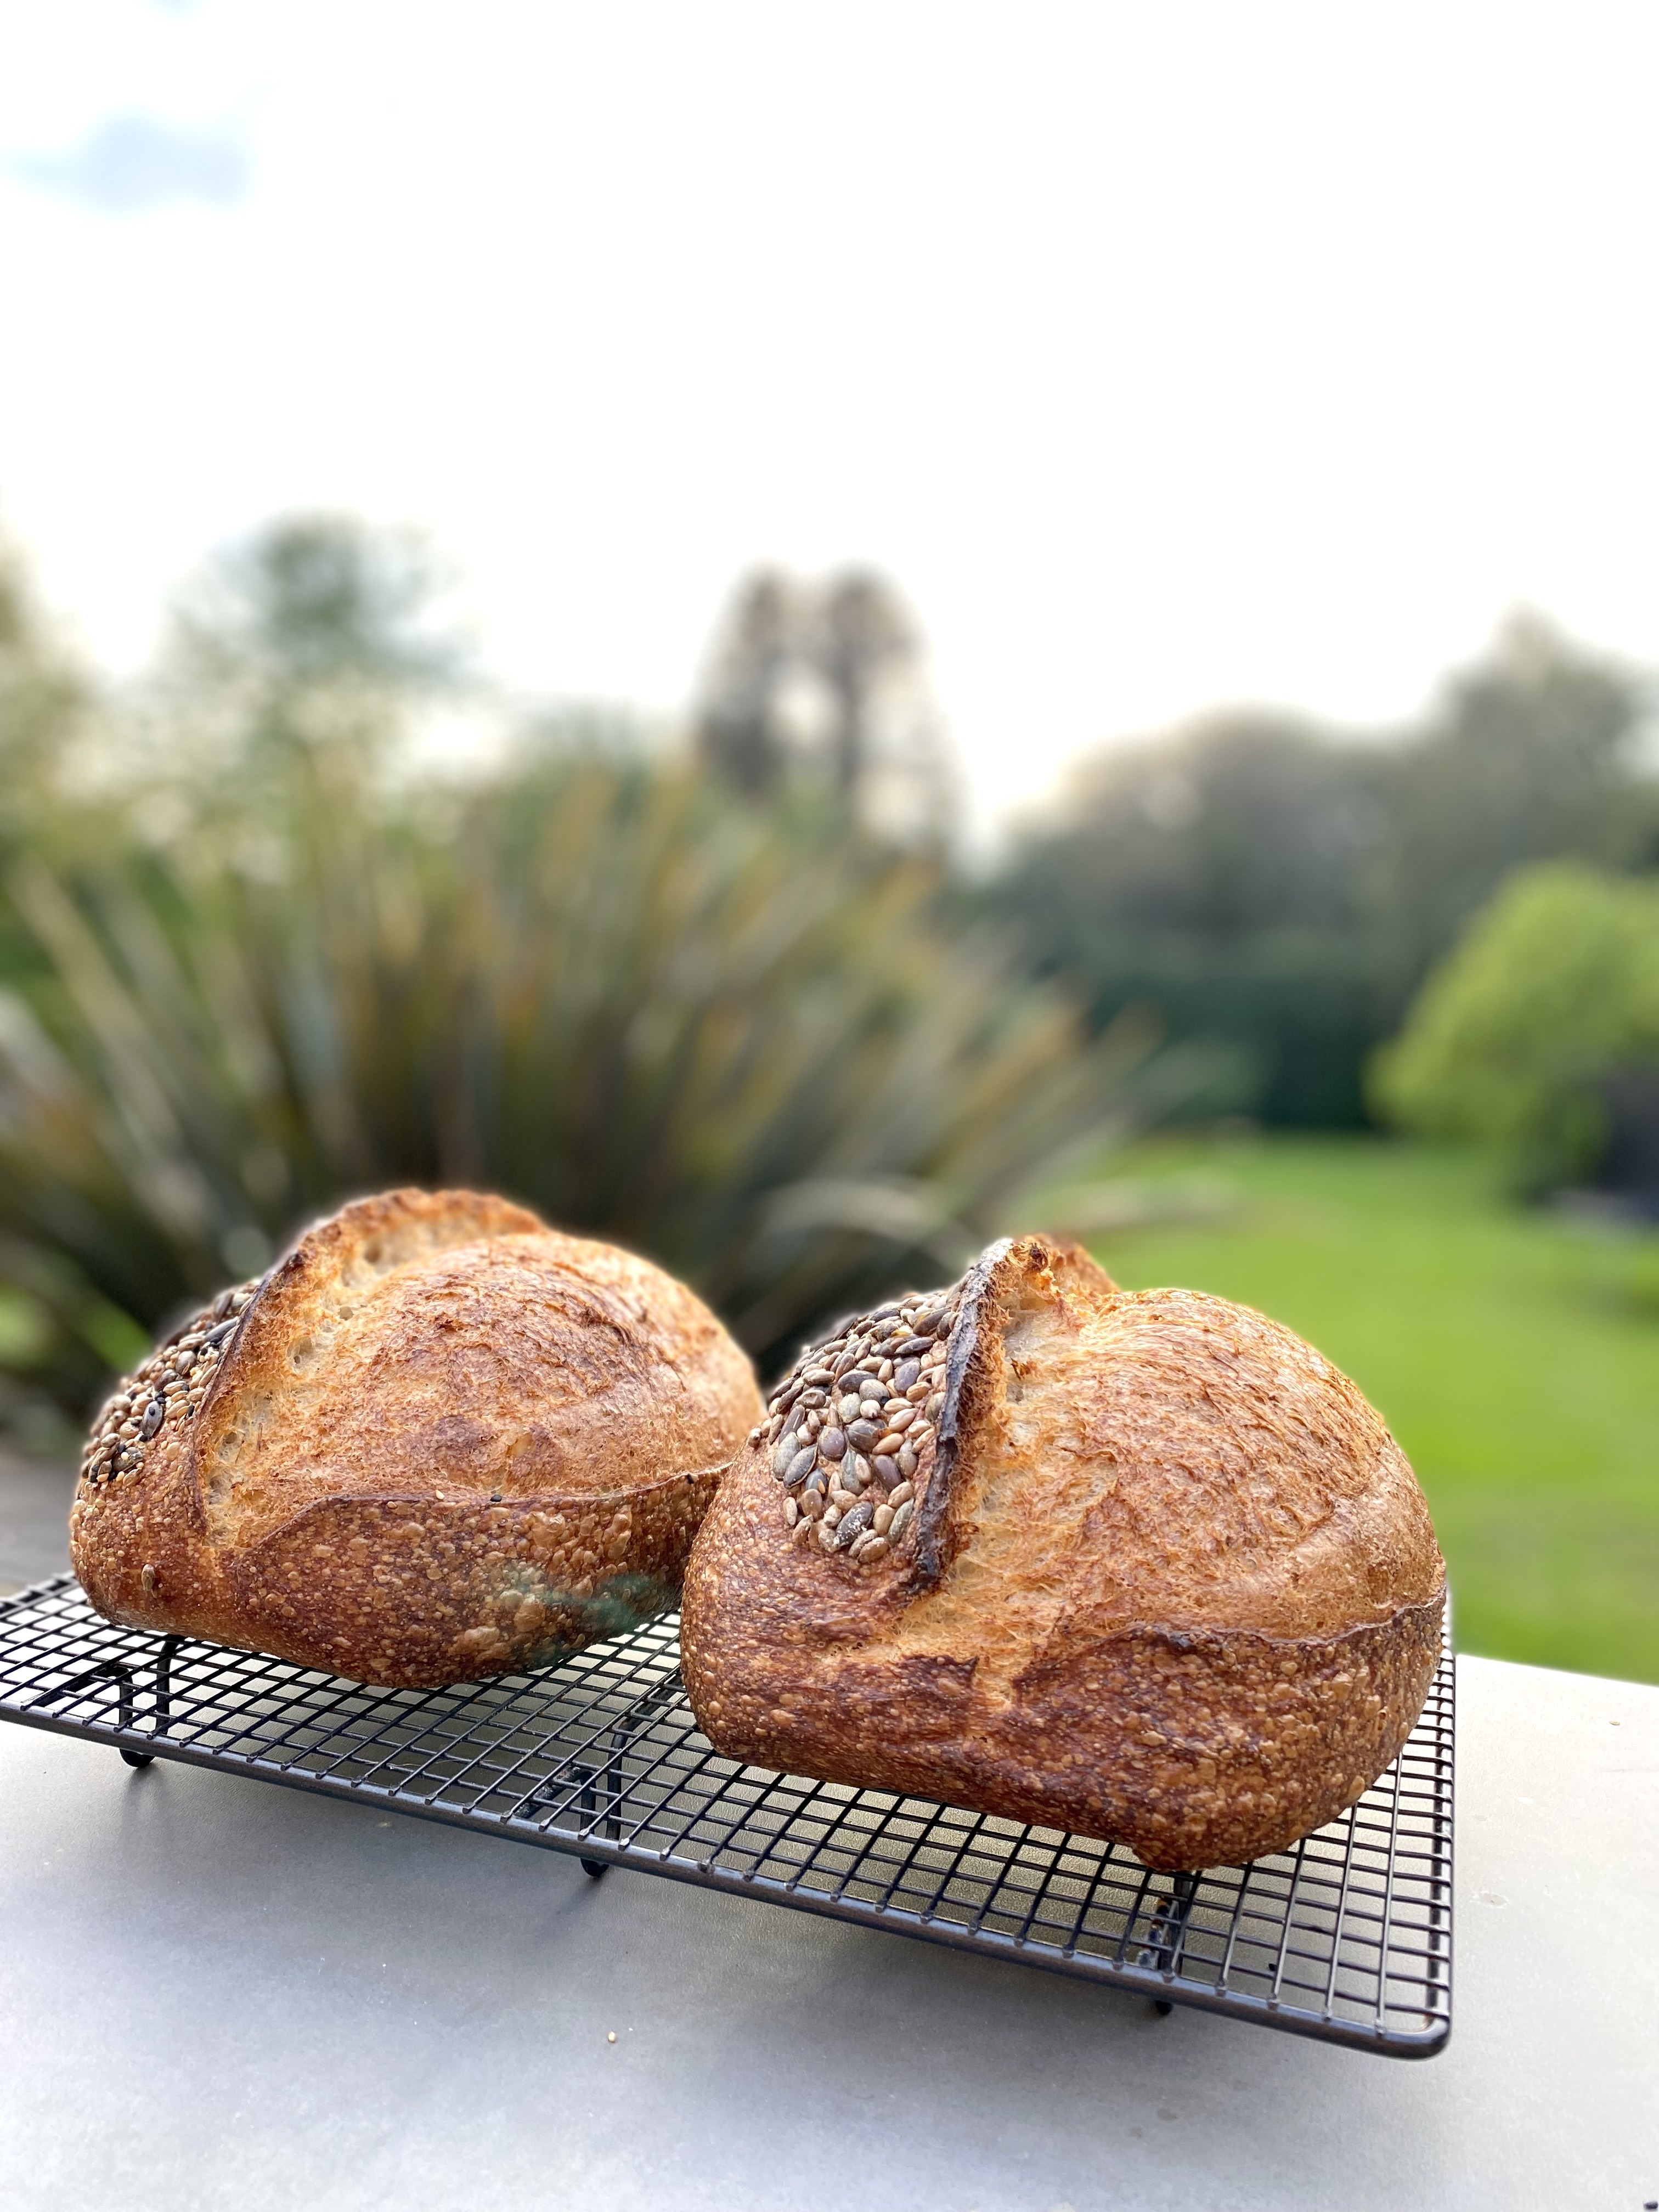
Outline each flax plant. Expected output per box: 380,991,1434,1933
0,741,1171,1431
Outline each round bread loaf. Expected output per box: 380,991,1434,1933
71,1189,761,1685
681,1233,1445,1871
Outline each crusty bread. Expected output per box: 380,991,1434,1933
71,1189,762,1685
681,1234,1445,1871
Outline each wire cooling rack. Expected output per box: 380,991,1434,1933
0,1573,1452,2056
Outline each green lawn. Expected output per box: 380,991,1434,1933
1071,1135,1659,1684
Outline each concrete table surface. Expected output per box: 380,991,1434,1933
0,1650,1653,2212
0,1453,75,1597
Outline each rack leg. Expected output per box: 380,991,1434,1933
575,1760,606,1877
576,1720,629,1877
112,1661,150,1768
119,1635,183,1768
1142,1869,1199,2016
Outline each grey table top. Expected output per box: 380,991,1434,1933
0,1452,76,1598
0,1641,1654,2212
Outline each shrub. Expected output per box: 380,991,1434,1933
1370,862,1659,1187
0,745,1160,1436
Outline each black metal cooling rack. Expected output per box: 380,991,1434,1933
0,1573,1452,2056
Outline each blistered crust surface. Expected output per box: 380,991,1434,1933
70,1189,761,1685
682,1235,1446,1871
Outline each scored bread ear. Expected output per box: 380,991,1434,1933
912,1234,1118,1589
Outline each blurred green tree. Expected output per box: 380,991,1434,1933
992,713,1395,1122
141,511,466,837
1367,614,1656,992
1371,862,1659,1192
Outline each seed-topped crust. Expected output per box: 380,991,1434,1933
70,1189,763,1685
741,1279,961,1571
682,1234,1446,1872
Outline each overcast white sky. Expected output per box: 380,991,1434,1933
1,0,1656,829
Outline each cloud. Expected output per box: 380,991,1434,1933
5,110,249,213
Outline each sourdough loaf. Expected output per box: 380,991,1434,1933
681,1234,1444,1871
71,1189,761,1685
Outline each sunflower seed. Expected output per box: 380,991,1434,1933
888,1501,913,1540
818,1427,847,1461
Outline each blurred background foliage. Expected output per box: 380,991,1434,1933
0,513,1655,1680
992,618,1659,1129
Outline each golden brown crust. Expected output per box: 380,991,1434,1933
681,1235,1446,1871
70,1189,762,1684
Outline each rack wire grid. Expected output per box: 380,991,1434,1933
0,1572,1452,2056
